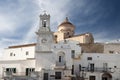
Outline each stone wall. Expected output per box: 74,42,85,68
80,43,104,53
104,43,120,54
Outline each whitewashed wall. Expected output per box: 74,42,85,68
0,46,35,60
74,53,120,80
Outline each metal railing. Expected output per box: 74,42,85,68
81,67,111,72
56,61,66,66
4,72,33,77
3,72,39,80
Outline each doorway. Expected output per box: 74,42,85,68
102,73,112,80
43,73,49,80
89,76,96,80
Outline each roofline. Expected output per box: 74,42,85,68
68,32,93,38
8,43,36,48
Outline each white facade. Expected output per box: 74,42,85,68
0,44,36,79
1,45,35,60
74,53,120,80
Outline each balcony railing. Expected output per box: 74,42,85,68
3,72,39,80
4,72,26,77
56,61,66,66
55,61,66,69
81,67,111,72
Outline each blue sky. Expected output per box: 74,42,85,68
0,0,120,54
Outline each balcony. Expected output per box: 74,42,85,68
54,61,66,69
3,72,39,80
81,67,111,73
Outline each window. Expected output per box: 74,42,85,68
26,68,35,76
90,63,94,72
71,50,75,58
81,50,84,53
12,68,16,73
69,36,71,38
55,72,61,79
59,56,61,62
10,53,13,56
89,76,96,80
103,63,108,71
6,68,16,73
67,32,69,35
26,51,29,55
71,50,75,53
114,66,117,68
109,51,114,54
43,73,48,80
71,65,74,74
43,20,46,27
10,53,15,56
54,46,56,48
79,64,81,72
87,57,92,60
55,35,57,38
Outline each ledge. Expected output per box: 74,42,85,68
35,51,53,53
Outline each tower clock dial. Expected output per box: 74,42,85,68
41,38,47,43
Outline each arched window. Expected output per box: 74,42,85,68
43,21,46,27
57,51,65,62
59,56,61,62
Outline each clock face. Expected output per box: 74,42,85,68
41,38,47,43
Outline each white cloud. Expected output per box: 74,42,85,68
0,14,17,34
35,0,72,31
0,0,38,56
94,32,110,42
22,21,38,43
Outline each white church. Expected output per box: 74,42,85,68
0,12,120,80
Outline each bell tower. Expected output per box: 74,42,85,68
39,12,50,32
35,12,54,53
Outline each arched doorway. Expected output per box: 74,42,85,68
102,72,112,80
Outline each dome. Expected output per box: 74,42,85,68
58,17,75,32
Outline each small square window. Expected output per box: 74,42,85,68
55,35,57,38
10,53,13,56
87,57,92,60
114,66,117,68
71,50,75,58
109,51,114,54
71,50,75,53
54,46,56,48
26,51,29,55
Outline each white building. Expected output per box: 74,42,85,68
0,12,120,80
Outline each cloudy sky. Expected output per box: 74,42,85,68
0,0,120,55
